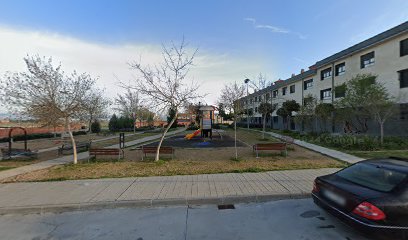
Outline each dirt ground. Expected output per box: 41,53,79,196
3,128,346,182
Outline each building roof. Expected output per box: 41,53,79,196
315,21,408,68
241,21,408,100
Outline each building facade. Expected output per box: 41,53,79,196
239,21,408,135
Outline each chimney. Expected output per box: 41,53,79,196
291,73,295,77
309,64,316,70
274,79,284,85
301,69,304,74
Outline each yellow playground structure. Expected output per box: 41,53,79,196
184,105,215,140
184,129,201,140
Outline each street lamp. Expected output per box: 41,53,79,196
244,78,250,129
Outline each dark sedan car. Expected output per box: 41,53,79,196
312,157,408,239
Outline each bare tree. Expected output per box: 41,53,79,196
126,39,203,161
219,82,245,160
83,88,111,132
249,73,271,92
114,89,140,133
0,55,95,164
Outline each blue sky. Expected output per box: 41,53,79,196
0,0,407,106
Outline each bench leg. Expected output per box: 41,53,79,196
256,149,259,158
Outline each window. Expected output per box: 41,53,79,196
337,163,407,192
255,107,258,113
273,116,278,123
282,87,287,95
400,104,408,120
321,67,332,80
361,51,375,68
266,93,270,100
273,90,278,98
401,38,408,57
334,84,346,98
259,96,262,102
254,96,258,102
320,88,332,100
399,69,408,88
250,99,253,104
290,85,295,93
335,62,345,76
303,79,313,90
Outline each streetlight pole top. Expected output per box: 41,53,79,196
244,78,250,84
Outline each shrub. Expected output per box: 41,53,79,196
91,120,101,133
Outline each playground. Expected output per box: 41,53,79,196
145,130,245,149
0,106,347,182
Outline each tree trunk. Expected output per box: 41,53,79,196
53,125,57,138
66,118,78,164
380,121,384,145
234,116,238,160
133,117,136,133
262,115,266,139
88,119,92,133
155,112,178,161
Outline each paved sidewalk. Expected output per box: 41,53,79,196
250,129,365,164
0,168,339,214
0,128,186,181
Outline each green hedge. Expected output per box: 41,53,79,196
273,129,408,151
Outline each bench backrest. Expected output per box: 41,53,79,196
89,148,120,155
142,146,174,153
254,143,286,150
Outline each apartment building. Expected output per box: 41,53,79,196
239,21,408,135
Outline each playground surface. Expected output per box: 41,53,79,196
145,132,246,148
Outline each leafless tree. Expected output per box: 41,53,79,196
0,55,95,164
114,89,140,132
219,82,246,160
249,73,271,92
83,88,111,132
126,39,203,161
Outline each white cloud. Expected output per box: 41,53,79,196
0,25,273,112
244,17,306,39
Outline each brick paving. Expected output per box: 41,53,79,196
0,168,339,213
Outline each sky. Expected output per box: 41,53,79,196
0,0,407,114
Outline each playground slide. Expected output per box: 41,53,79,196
185,129,201,140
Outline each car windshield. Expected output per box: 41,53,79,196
337,163,407,192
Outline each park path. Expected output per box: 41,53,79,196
0,128,187,181
248,129,364,164
0,131,146,161
0,168,339,214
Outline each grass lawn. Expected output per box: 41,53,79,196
3,129,346,182
265,128,408,160
346,150,408,159
0,159,42,171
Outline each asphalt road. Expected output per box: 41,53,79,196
0,199,372,240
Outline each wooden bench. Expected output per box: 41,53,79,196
253,143,287,158
1,148,38,159
58,141,92,156
140,146,174,160
89,148,123,160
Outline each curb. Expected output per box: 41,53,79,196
0,193,311,215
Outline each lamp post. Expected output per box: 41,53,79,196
244,78,250,129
